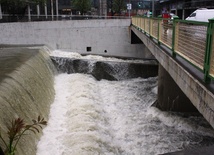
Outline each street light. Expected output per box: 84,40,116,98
152,0,154,17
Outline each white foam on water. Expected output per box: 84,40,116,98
49,50,156,64
37,73,214,155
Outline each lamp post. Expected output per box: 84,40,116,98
0,4,2,19
129,0,130,18
37,4,40,18
28,4,31,21
127,0,131,18
152,0,154,17
44,2,47,19
51,0,53,20
56,0,58,19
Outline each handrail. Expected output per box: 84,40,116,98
132,16,214,83
0,14,130,23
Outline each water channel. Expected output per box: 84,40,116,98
36,50,214,155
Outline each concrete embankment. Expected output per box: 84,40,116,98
0,46,55,155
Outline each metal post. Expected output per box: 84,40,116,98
56,0,58,19
129,0,130,18
157,18,160,45
37,4,40,18
28,4,31,21
182,9,185,20
51,0,54,20
204,18,214,83
0,4,2,19
45,3,48,19
99,0,102,16
172,17,179,57
152,0,154,17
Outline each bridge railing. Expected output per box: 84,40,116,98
132,16,214,83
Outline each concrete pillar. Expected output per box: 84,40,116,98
155,64,198,112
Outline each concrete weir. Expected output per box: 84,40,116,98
0,46,55,155
51,56,158,81
0,45,158,155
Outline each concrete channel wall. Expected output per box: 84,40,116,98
131,26,214,129
0,46,56,155
0,19,152,59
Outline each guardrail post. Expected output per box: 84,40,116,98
172,17,179,57
157,17,161,45
204,18,214,83
149,17,152,37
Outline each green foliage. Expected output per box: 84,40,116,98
107,0,113,16
0,0,26,17
72,0,91,15
0,0,46,17
0,116,47,155
0,0,45,4
113,0,126,15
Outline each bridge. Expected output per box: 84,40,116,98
131,16,214,129
131,17,214,155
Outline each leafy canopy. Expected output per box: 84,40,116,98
72,0,91,15
113,0,126,15
0,0,46,17
0,0,46,4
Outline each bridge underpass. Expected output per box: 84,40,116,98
131,17,214,154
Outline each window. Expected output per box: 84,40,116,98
190,13,196,17
86,47,91,52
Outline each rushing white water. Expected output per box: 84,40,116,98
37,73,214,155
37,50,214,155
49,50,156,64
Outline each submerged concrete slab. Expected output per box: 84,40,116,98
51,56,158,81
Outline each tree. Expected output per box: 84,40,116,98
0,0,26,16
112,0,125,15
107,0,113,16
0,0,45,21
72,0,91,15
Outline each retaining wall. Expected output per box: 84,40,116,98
0,19,153,59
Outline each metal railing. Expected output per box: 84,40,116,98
132,16,214,83
0,14,130,23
